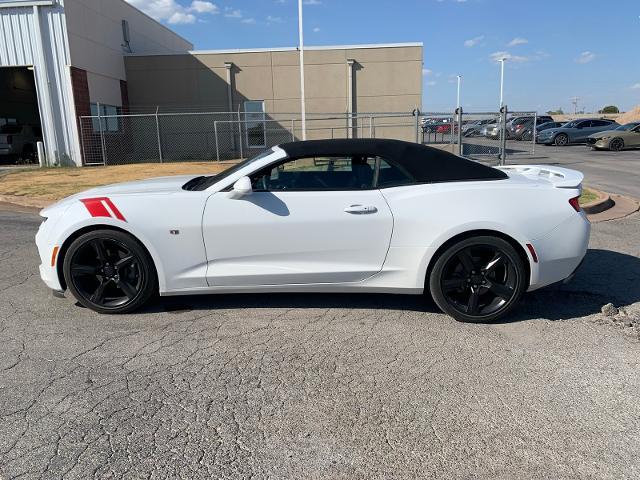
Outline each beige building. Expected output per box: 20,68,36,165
2,0,422,165
125,44,423,116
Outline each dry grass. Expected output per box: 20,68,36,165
617,105,640,124
0,161,236,201
579,188,599,206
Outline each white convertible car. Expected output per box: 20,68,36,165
36,139,590,322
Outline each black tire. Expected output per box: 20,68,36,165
554,134,569,146
609,138,624,152
429,236,527,323
63,229,157,314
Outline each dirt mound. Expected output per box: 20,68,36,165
618,106,640,124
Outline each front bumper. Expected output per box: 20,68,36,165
35,217,64,292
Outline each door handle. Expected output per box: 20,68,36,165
344,204,378,214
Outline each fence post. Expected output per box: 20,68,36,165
214,121,219,161
499,105,508,165
456,107,463,156
155,106,163,163
97,102,107,165
291,119,295,141
237,111,244,159
414,108,420,144
532,112,537,156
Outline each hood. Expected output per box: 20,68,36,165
40,174,201,217
588,129,619,139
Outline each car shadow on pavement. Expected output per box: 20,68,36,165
151,249,640,323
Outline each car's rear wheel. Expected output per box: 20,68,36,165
429,236,527,323
554,134,569,146
63,230,157,314
609,138,624,152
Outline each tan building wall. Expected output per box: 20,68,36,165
124,44,422,112
65,0,193,106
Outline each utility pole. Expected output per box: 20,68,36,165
298,0,307,140
570,96,580,115
499,58,506,107
456,75,462,110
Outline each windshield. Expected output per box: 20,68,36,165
615,123,640,131
185,148,276,191
562,121,578,129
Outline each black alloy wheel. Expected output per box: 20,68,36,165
63,230,156,314
609,138,624,152
554,134,569,146
429,236,526,323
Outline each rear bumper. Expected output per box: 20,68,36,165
527,212,590,291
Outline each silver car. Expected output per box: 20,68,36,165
536,119,618,146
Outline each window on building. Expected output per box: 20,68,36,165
90,103,120,133
244,100,266,148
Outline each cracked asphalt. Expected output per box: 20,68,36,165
0,207,639,479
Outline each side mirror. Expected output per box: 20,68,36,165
232,176,252,196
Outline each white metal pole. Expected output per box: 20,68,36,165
499,58,506,107
298,0,307,140
456,75,462,110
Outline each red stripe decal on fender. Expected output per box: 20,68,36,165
80,197,127,222
103,198,126,221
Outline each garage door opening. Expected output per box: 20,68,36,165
0,66,43,166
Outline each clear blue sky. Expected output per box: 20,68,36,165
128,0,640,113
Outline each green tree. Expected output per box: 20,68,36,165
546,108,564,115
599,105,619,114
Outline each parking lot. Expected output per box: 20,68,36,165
0,152,639,478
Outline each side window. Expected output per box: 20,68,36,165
577,121,592,128
591,120,609,127
374,157,414,188
250,155,376,191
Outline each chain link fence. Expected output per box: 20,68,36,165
79,107,538,166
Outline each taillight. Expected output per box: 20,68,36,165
569,196,581,212
6,135,12,144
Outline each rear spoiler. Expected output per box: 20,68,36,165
497,165,584,189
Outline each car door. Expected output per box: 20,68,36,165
628,125,640,147
572,120,592,142
202,155,394,287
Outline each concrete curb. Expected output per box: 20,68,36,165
581,188,615,215
587,194,640,223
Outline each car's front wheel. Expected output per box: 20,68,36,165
429,236,527,323
63,230,157,314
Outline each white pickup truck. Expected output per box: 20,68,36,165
0,124,42,163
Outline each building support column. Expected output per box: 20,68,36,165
347,59,356,138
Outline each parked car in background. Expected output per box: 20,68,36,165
516,120,566,141
507,115,553,139
0,124,42,163
463,119,496,137
587,122,640,151
536,119,618,146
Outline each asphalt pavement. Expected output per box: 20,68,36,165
0,206,639,479
509,144,640,199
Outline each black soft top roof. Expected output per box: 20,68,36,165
279,139,507,183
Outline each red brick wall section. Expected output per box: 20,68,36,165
70,67,93,164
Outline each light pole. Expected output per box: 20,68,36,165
499,57,506,107
298,0,307,140
456,75,462,110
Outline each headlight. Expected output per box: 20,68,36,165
599,136,610,141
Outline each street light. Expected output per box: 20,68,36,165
298,0,307,140
456,75,462,110
499,57,507,107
